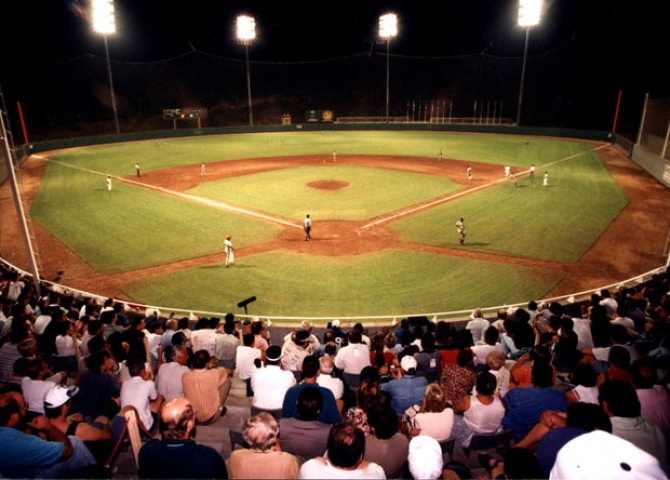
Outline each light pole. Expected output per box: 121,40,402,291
379,13,398,125
92,0,120,134
516,0,542,126
237,15,256,127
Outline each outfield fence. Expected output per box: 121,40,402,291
1,257,666,328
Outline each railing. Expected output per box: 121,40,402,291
2,256,666,329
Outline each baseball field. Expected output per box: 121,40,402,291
3,130,669,321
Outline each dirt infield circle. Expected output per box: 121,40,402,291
307,180,350,190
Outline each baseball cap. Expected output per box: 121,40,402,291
331,319,340,328
408,435,443,480
265,345,282,362
550,430,666,480
401,355,417,372
44,385,79,409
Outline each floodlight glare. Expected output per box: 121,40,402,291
518,0,542,27
92,0,116,34
237,15,256,44
379,13,398,39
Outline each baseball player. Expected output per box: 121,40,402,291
224,235,234,267
455,217,466,245
303,214,312,241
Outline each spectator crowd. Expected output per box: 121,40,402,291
0,262,669,479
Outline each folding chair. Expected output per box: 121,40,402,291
461,428,513,458
439,438,456,462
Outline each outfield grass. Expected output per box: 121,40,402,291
123,250,565,317
32,132,624,316
390,149,629,262
189,165,462,220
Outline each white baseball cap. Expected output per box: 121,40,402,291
550,430,666,480
401,355,418,372
408,435,443,480
44,385,79,409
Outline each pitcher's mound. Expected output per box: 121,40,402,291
307,180,349,190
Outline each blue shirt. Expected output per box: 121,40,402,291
381,375,428,416
282,382,341,424
502,387,568,440
0,426,63,478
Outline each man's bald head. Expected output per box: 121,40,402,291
159,397,195,440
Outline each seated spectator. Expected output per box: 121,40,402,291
629,358,670,442
138,397,228,479
299,422,385,479
439,348,477,407
283,320,321,353
279,387,331,462
404,383,454,441
120,357,164,433
215,317,240,370
21,358,61,416
228,412,300,479
364,404,409,479
599,379,667,471
451,372,506,448
484,350,510,398
317,355,344,402
155,344,189,402
182,349,229,425
190,317,217,357
550,317,583,373
369,331,394,371
596,344,631,387
502,362,567,441
235,333,261,398
43,384,113,465
282,356,341,424
343,379,386,436
252,345,296,412
397,330,419,363
513,402,612,476
0,391,96,478
478,447,543,480
466,308,490,345
564,363,599,405
381,355,428,416
53,320,81,379
70,350,121,421
334,329,371,391
415,332,442,384
509,344,554,389
471,326,504,368
281,330,314,379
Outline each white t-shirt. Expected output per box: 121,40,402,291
155,361,189,402
334,344,371,375
235,346,261,380
299,458,385,479
120,376,158,430
251,365,295,410
413,408,455,441
21,377,57,414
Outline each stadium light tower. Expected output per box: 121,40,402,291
516,0,542,126
379,13,398,125
92,0,120,134
237,15,256,126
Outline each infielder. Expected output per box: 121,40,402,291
504,165,511,178
455,217,466,245
332,150,337,162
529,164,536,179
106,176,112,192
201,163,206,176
467,166,473,181
438,150,443,162
303,214,312,241
135,162,140,177
224,235,234,268
543,171,549,187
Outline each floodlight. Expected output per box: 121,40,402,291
237,15,256,44
237,15,256,126
518,0,542,27
379,13,398,39
92,0,116,34
516,0,542,125
92,0,119,133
